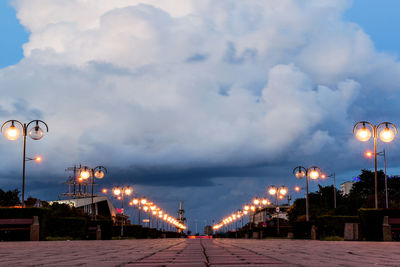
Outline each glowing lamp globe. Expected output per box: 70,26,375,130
132,199,139,205
295,170,305,179
356,126,372,142
113,188,121,196
141,199,147,205
268,187,277,195
125,188,132,195
102,188,108,194
94,170,104,179
244,205,249,211
253,198,260,205
80,170,90,180
243,210,248,215
29,126,44,140
262,199,268,205
279,188,287,195
379,127,395,143
4,125,20,140
294,186,301,192
309,170,319,180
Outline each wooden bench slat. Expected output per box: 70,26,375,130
0,219,33,225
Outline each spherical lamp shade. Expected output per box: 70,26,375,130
295,170,305,179
94,170,104,179
125,188,132,195
379,127,395,143
309,170,319,180
355,126,372,142
253,198,260,205
5,125,20,140
29,126,44,140
279,188,287,195
268,187,277,195
132,199,139,205
141,198,147,205
80,170,90,180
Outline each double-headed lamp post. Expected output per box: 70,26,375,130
353,121,397,208
1,120,49,207
268,186,287,235
80,166,107,218
113,186,132,236
293,166,322,222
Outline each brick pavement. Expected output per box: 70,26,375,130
0,239,399,266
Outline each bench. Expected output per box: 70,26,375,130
0,216,39,241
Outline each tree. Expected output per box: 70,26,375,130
0,189,21,206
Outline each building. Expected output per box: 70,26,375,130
341,182,354,195
53,196,117,218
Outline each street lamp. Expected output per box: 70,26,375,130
1,120,49,207
353,121,397,208
80,165,107,218
293,166,322,221
268,185,288,235
113,186,133,236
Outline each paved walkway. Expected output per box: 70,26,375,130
0,239,399,266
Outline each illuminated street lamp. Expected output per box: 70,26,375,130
353,121,397,208
80,165,107,218
113,186,133,236
293,166,322,221
268,185,288,235
1,120,49,207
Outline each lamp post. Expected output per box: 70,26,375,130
80,166,107,219
293,166,322,221
353,121,397,208
365,149,389,208
133,198,147,226
113,186,133,236
268,186,287,236
1,120,49,207
321,173,336,209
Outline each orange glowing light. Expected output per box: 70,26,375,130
321,174,326,179
294,186,301,192
365,151,373,158
35,156,42,162
117,196,121,200
77,177,84,182
102,188,108,194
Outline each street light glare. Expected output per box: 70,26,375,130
253,198,260,205
102,188,108,194
132,199,139,205
356,126,372,142
268,187,277,195
279,188,287,195
141,198,147,205
125,188,132,195
34,156,42,162
364,151,373,158
113,188,121,196
80,170,90,179
294,186,301,192
4,125,20,140
379,127,395,143
309,170,319,180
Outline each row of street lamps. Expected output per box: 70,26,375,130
101,186,186,236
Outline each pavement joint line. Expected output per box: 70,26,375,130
200,239,210,267
118,240,186,267
218,240,305,267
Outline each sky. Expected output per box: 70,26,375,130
1,0,400,233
